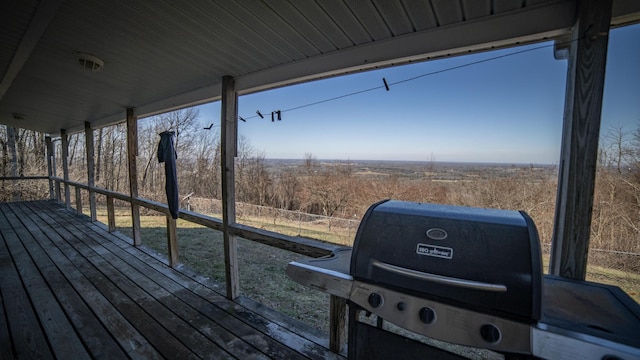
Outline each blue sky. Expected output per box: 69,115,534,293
197,23,640,164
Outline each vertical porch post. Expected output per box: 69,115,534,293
85,121,97,221
60,128,71,209
550,0,612,280
221,75,240,299
45,136,54,199
126,108,142,246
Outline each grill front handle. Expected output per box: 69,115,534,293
371,260,508,292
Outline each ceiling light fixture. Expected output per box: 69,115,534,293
75,51,104,72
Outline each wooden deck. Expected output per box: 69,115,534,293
0,200,343,360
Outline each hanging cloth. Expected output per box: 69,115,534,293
157,131,179,219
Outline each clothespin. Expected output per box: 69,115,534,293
383,78,390,91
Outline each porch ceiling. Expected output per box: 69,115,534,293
1,0,639,136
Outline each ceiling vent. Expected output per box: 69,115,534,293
76,52,104,72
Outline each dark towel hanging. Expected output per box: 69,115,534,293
157,131,179,219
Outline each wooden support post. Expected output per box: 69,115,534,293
221,75,240,299
329,295,347,353
166,215,179,267
75,187,82,215
45,136,54,199
85,122,97,222
126,108,142,246
106,196,116,232
550,0,612,280
60,129,71,209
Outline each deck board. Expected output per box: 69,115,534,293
0,200,343,360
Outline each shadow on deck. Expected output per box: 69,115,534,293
0,200,343,359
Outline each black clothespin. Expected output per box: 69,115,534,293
256,110,264,119
383,78,390,91
239,116,246,122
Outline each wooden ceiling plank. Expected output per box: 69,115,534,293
345,1,393,41
430,0,464,26
0,0,62,101
372,0,415,36
461,0,492,20
315,0,371,45
400,0,438,31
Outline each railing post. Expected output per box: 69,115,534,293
45,136,54,199
75,186,82,215
55,179,61,203
126,108,142,246
60,129,71,209
106,195,116,232
329,295,347,353
166,215,179,267
85,121,97,222
221,75,240,299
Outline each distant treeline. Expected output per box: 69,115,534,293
1,110,638,253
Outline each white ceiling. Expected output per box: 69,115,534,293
1,0,639,135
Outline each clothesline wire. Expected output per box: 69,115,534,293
238,39,573,122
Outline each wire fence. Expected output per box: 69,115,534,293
187,197,361,245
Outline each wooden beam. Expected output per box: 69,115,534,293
45,136,54,199
166,216,179,267
126,108,141,246
60,129,70,209
550,0,613,280
84,122,97,222
221,75,240,300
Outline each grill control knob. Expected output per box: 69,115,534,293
418,307,436,324
368,293,383,308
480,324,501,344
396,302,405,311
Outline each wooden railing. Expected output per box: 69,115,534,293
45,176,347,352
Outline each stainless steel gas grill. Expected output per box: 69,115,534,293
286,200,640,360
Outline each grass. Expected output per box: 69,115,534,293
99,209,330,331
98,207,640,334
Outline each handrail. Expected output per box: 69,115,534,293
0,176,50,180
52,176,338,257
51,175,346,352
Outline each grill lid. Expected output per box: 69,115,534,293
350,200,543,322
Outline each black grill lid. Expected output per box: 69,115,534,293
350,200,543,322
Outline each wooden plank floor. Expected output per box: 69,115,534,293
0,200,344,360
